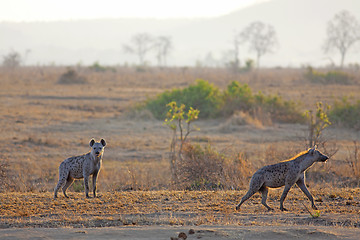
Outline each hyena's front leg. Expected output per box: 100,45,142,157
296,178,317,209
84,175,90,198
92,171,98,198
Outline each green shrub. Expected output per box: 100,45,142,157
89,61,116,72
305,66,352,84
145,79,221,119
222,81,304,123
144,80,303,123
254,92,304,123
222,81,253,116
329,98,360,129
325,71,351,84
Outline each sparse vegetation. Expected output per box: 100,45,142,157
305,66,352,84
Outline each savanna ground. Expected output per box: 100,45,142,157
0,66,360,239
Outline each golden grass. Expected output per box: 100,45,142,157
0,188,359,228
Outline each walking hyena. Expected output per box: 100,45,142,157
54,138,106,199
236,146,328,211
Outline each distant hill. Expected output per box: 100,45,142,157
0,0,359,67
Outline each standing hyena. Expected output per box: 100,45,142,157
236,146,328,211
54,138,106,199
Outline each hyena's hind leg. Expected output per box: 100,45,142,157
259,185,273,211
54,175,67,199
236,174,263,210
62,177,74,198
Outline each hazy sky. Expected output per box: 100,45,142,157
1,0,266,21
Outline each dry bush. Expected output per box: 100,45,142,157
218,111,267,133
0,160,9,192
346,141,360,179
57,68,87,84
262,144,302,165
177,143,251,190
100,160,170,191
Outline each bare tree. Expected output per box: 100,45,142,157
240,21,279,68
323,10,360,68
224,32,243,72
123,33,154,66
154,36,172,67
2,50,22,69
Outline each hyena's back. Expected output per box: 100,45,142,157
253,162,293,188
59,153,89,179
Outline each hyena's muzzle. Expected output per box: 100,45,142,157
319,152,329,162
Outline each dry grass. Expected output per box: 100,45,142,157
0,66,360,229
0,188,359,228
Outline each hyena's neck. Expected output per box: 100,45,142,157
90,153,103,164
298,154,316,172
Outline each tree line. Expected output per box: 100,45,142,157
2,10,360,69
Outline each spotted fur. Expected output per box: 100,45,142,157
54,138,106,199
236,146,328,211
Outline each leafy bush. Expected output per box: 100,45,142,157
221,81,253,116
305,66,352,84
223,81,304,123
254,92,304,123
144,79,303,123
89,61,116,72
145,79,221,119
329,98,360,129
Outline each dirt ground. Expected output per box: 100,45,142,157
1,225,360,240
1,190,360,239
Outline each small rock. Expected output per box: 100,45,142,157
188,229,195,234
178,232,187,239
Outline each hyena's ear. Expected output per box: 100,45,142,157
89,138,96,147
100,139,107,147
309,145,317,155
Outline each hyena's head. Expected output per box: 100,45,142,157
308,146,329,162
89,138,106,157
